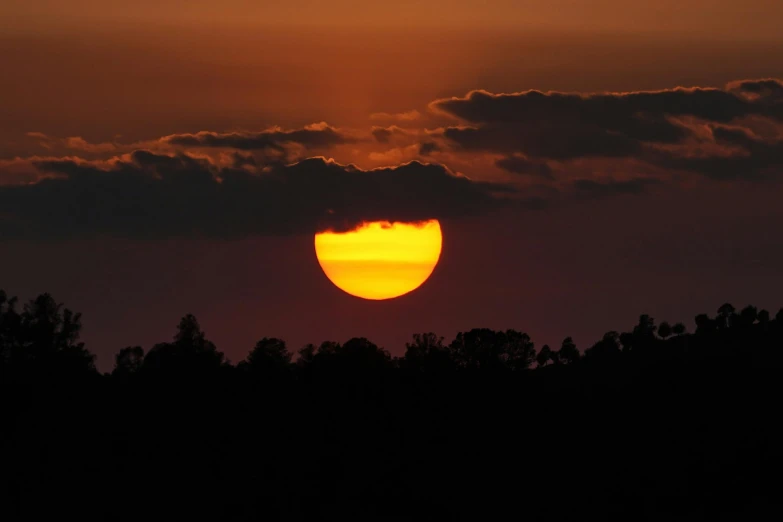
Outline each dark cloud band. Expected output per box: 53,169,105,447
431,79,783,181
0,151,512,240
163,124,353,151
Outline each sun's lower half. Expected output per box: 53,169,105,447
314,220,442,300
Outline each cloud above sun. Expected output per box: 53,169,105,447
0,152,510,240
1,78,781,240
431,78,783,183
162,123,354,152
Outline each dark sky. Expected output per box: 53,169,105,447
2,4,783,370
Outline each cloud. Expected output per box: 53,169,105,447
371,125,416,144
367,127,446,164
371,127,394,144
429,79,783,182
495,155,553,179
430,80,783,159
728,78,783,108
0,150,513,240
572,178,661,198
645,124,783,181
369,110,421,122
230,152,257,168
162,122,354,151
418,142,440,156
24,133,117,154
0,156,62,185
439,121,644,160
64,137,117,154
8,77,780,234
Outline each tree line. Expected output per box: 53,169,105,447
3,289,781,379
2,288,782,521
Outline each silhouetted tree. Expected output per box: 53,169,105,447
316,340,341,357
626,314,657,355
305,338,392,379
142,314,225,375
313,341,343,364
113,346,144,376
620,331,635,352
557,337,580,365
717,303,736,329
404,333,453,373
340,337,391,367
695,313,715,334
503,330,537,370
658,321,673,340
405,332,444,356
449,328,499,370
449,329,535,370
3,292,783,521
738,306,758,328
296,343,317,367
536,344,553,367
243,337,292,374
0,292,96,376
633,314,657,339
672,323,687,336
583,331,622,362
0,290,21,367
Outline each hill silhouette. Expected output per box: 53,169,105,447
1,289,782,520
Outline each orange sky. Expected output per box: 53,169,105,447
3,1,782,151
3,23,782,152
3,1,783,38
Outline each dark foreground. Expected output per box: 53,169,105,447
1,291,782,520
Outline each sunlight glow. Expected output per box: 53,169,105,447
314,220,442,300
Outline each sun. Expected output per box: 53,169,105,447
314,220,442,300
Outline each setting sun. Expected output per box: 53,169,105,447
314,220,442,300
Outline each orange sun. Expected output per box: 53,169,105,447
314,220,442,300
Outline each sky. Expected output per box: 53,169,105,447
3,1,783,36
2,1,783,370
